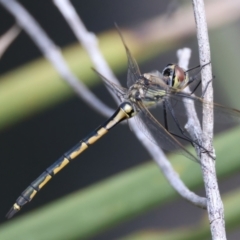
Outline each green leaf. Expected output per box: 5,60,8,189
0,126,240,240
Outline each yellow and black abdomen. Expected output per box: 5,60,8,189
6,102,135,219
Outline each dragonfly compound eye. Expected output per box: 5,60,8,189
174,65,186,83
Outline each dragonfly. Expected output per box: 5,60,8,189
6,32,240,219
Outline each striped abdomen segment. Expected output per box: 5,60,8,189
6,102,135,219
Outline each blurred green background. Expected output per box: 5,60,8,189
1,0,240,239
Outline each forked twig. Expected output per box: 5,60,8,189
177,48,203,159
0,0,114,118
54,0,207,208
53,0,120,104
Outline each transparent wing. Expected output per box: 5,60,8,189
167,92,240,125
134,100,200,163
126,51,141,88
92,68,127,102
115,26,141,87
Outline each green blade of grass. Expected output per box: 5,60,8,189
121,185,240,240
0,29,173,131
0,126,240,240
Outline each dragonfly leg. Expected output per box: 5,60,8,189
189,79,201,95
201,77,214,98
164,99,212,154
186,61,212,95
163,101,195,146
163,101,169,131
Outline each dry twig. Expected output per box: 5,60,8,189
192,0,226,239
53,0,207,208
0,0,114,118
0,24,20,59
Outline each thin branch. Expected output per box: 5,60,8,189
177,48,203,159
53,0,120,104
129,118,207,208
0,0,114,118
192,0,226,239
0,24,21,59
175,48,207,207
53,0,121,114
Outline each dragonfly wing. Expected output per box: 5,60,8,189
115,26,141,87
169,92,240,126
93,68,128,102
127,58,141,88
135,101,200,163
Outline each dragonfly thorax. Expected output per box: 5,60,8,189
127,75,167,108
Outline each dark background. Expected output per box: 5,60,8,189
1,0,240,239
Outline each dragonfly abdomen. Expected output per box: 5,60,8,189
6,102,135,219
6,141,89,219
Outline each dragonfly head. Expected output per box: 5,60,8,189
162,64,189,90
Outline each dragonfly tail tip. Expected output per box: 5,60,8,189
6,205,20,219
